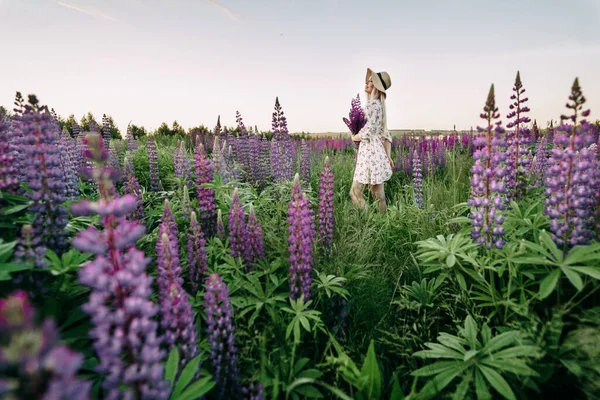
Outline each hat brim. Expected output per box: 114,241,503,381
366,68,388,94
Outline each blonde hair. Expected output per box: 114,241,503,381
366,85,388,133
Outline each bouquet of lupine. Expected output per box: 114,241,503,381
342,94,367,149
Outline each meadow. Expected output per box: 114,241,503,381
0,74,599,400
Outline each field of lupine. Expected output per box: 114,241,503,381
1,73,600,400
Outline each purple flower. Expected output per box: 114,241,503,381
288,173,316,301
102,114,111,147
187,211,208,293
505,71,532,200
342,94,368,136
174,140,192,189
318,156,334,257
244,203,264,270
146,137,161,192
544,78,596,249
228,188,247,262
242,382,264,400
71,132,170,399
122,157,144,220
468,84,507,249
413,150,424,209
194,142,217,237
13,95,69,268
204,273,241,400
0,291,91,400
300,139,311,188
0,119,19,194
155,200,184,295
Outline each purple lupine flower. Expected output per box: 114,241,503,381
174,139,191,188
0,291,91,400
180,184,191,221
157,233,198,363
531,136,548,187
213,136,231,183
244,203,264,270
59,130,80,200
260,135,272,186
204,273,241,400
468,84,507,249
72,132,170,399
300,139,311,188
342,94,368,140
505,71,532,200
270,137,284,183
13,95,68,268
194,142,217,237
0,119,19,194
248,133,260,186
318,156,334,257
236,111,250,176
287,173,316,301
102,113,111,147
155,199,184,295
216,208,226,242
187,211,208,293
242,382,264,400
126,123,137,151
146,137,161,192
544,78,596,249
228,188,247,263
413,150,424,209
122,157,144,220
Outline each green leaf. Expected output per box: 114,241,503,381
318,382,354,400
560,267,583,291
452,371,473,400
177,377,216,400
478,365,516,400
474,369,492,400
463,315,479,348
171,353,202,398
447,253,456,268
570,266,600,280
480,331,519,353
294,384,323,398
415,368,459,400
165,347,180,387
359,340,382,399
294,358,310,375
298,369,323,380
286,377,316,395
539,269,561,299
412,361,460,377
390,373,405,400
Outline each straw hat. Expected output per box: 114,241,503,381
366,68,392,95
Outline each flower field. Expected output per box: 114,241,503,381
1,74,599,400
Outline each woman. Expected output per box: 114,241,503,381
350,68,394,212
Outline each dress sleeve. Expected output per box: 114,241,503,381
357,100,382,140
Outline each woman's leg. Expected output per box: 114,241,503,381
371,183,387,212
350,181,367,209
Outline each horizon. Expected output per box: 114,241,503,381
1,0,599,134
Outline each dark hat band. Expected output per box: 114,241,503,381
376,72,388,90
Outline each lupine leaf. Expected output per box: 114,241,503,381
478,364,516,400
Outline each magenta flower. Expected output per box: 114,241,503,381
318,156,334,257
228,187,247,262
194,142,217,237
72,132,170,399
244,203,264,270
287,173,316,301
0,291,91,400
204,273,241,400
187,211,208,293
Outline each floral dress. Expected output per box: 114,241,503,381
353,99,393,185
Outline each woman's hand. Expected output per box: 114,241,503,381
388,155,395,170
352,135,361,143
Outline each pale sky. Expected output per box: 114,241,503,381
1,0,599,134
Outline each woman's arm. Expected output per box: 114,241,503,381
356,101,381,141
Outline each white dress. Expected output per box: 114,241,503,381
353,99,393,185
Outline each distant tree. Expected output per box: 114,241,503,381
0,105,11,121
156,122,172,136
130,123,147,139
172,120,185,136
80,112,99,132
